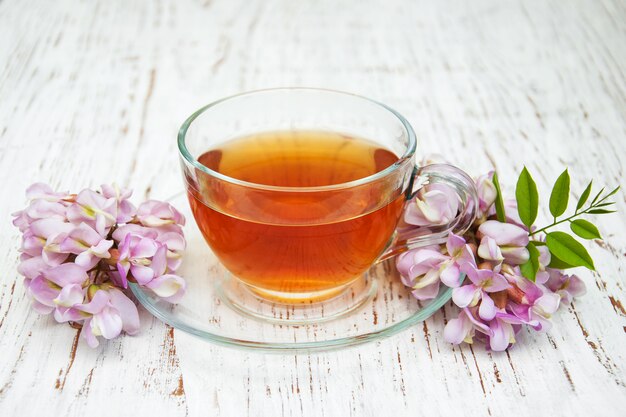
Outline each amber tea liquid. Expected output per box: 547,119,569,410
188,131,404,302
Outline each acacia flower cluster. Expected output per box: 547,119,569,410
12,183,186,347
398,168,617,351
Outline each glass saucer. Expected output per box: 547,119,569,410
131,193,453,352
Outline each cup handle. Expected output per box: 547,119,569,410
377,163,478,263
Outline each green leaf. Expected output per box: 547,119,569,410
590,187,605,206
587,209,616,214
546,231,595,270
602,185,621,200
515,167,539,228
548,252,576,269
576,180,592,212
520,242,540,282
570,219,602,240
549,169,570,218
492,172,506,222
594,202,615,208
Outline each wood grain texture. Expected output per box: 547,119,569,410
1,0,625,415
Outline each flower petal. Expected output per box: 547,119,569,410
489,319,513,351
440,262,462,288
478,221,529,247
53,284,84,307
452,285,480,308
130,264,155,285
18,256,48,279
28,276,59,307
411,281,440,300
443,311,473,345
108,288,140,335
92,306,123,339
77,290,109,314
82,318,100,348
145,274,186,301
43,263,88,287
477,236,504,262
478,294,497,320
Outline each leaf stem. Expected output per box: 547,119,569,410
530,204,599,236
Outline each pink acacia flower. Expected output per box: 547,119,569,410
486,311,525,351
113,223,185,271
13,182,187,348
101,184,136,223
67,189,117,231
27,263,88,314
21,218,73,258
57,287,140,348
439,234,476,287
60,223,113,269
534,245,552,284
115,234,160,287
443,307,491,345
142,246,186,302
443,308,525,352
475,172,496,215
404,184,459,227
136,200,185,227
545,269,586,305
478,221,529,264
453,263,511,320
25,183,72,202
505,271,560,331
396,247,448,300
396,234,474,300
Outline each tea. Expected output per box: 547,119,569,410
188,130,404,301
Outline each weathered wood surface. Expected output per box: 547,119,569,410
1,0,625,415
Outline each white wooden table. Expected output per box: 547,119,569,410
1,0,625,415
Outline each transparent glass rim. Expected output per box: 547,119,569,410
177,87,418,193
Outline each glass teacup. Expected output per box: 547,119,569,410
178,88,477,319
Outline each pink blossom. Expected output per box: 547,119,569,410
453,263,510,320
478,221,530,264
486,312,524,351
439,233,476,287
156,231,186,270
136,200,185,227
404,184,459,227
477,236,504,264
534,245,552,284
25,183,71,201
60,223,114,269
475,172,496,215
112,223,158,241
21,218,73,258
13,182,187,348
505,271,560,331
545,269,586,304
101,184,136,223
444,307,491,345
27,264,88,314
396,234,474,300
17,254,48,280
115,234,160,287
66,189,117,231
396,247,448,300
137,244,186,302
58,288,140,348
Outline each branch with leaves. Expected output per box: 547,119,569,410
513,168,619,281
